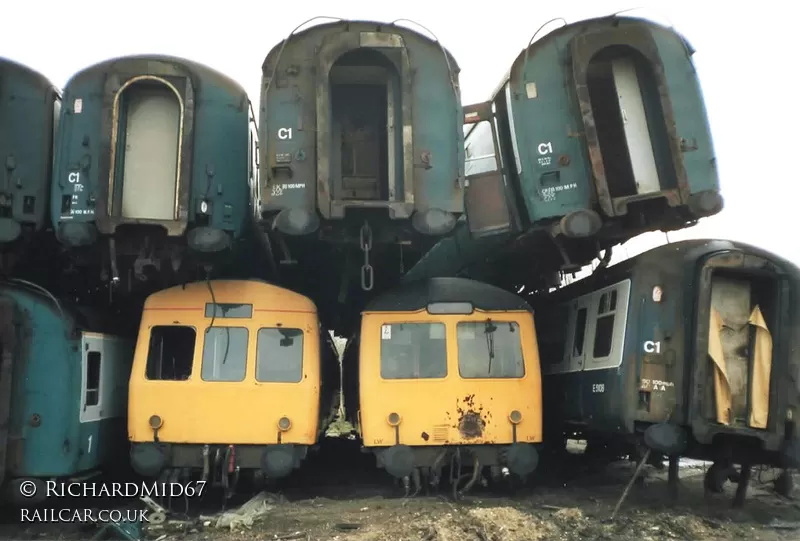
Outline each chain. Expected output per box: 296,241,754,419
360,221,373,291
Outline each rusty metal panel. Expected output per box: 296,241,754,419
260,20,464,224
570,22,684,216
567,18,720,221
497,16,721,230
465,174,511,235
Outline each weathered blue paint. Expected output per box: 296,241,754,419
400,216,514,283
260,19,464,236
0,281,133,482
403,15,723,288
0,58,60,243
50,55,257,251
508,15,721,222
507,34,593,223
532,239,800,467
649,24,718,198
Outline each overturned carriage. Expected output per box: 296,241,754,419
342,277,542,497
51,55,260,296
0,58,61,276
531,239,800,505
403,14,723,290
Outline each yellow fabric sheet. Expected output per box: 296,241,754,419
748,305,772,429
708,305,773,428
708,307,731,425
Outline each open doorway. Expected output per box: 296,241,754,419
329,49,401,203
706,270,778,430
585,46,676,199
115,79,182,220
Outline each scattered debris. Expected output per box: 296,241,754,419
4,459,800,541
214,491,280,531
272,531,307,540
768,519,800,530
540,504,564,511
334,523,362,531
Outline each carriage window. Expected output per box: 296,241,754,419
201,327,249,382
380,323,447,379
572,308,588,357
146,326,196,381
256,328,304,383
84,351,101,407
593,291,617,358
457,320,525,378
464,120,498,176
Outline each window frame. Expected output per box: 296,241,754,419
464,119,500,177
255,327,305,383
583,279,631,372
84,350,101,407
379,321,448,380
200,326,250,383
144,324,198,381
546,278,632,375
455,320,526,379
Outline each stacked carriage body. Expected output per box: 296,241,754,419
0,59,61,271
258,19,467,336
51,55,258,289
403,15,722,290
532,240,800,475
0,281,133,501
128,280,340,490
260,19,464,240
474,15,723,237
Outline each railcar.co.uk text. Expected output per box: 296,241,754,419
20,508,151,524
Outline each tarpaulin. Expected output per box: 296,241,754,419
708,307,731,425
747,305,772,429
708,304,772,428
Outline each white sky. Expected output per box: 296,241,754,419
4,0,797,268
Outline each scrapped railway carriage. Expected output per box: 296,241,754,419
403,14,722,291
0,58,61,275
51,55,259,296
128,280,340,496
259,18,464,334
531,239,800,506
0,280,134,503
342,277,542,498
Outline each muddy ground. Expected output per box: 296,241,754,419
2,433,799,541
